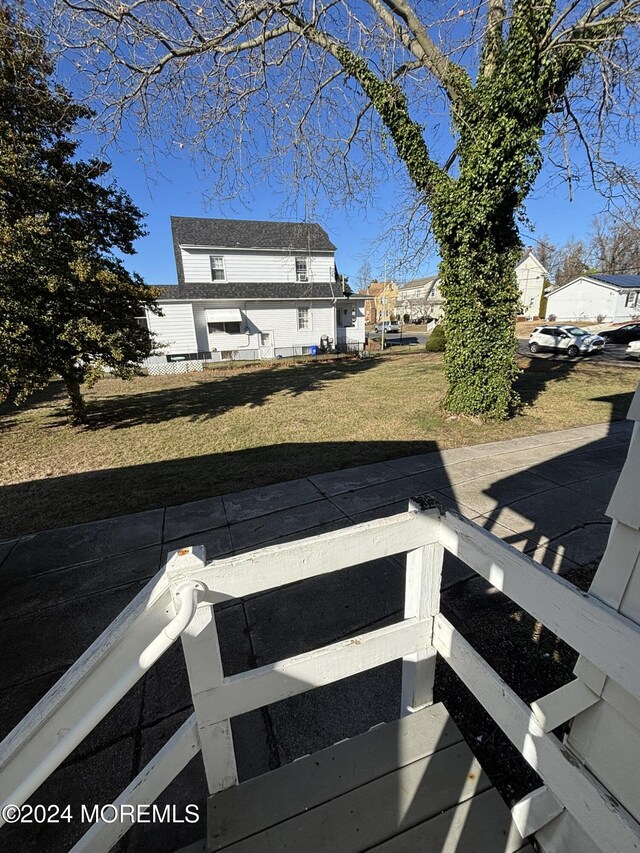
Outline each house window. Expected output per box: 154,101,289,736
210,256,225,281
625,292,640,309
208,321,241,335
297,307,310,330
136,316,149,331
295,258,308,282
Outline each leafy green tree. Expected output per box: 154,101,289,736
0,5,159,424
52,0,640,418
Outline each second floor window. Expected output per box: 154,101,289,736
210,256,225,281
297,307,310,330
295,257,308,282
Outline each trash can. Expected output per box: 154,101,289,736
310,345,318,356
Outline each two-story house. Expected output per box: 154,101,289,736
395,250,549,323
142,217,367,368
356,281,400,324
397,275,443,322
517,249,549,318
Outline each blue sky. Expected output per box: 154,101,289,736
53,8,633,289
105,140,610,287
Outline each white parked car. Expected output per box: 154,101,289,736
626,340,640,360
373,321,401,334
528,325,605,357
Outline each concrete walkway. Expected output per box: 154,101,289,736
0,419,632,852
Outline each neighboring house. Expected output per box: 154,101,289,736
516,249,548,317
394,250,548,323
546,274,640,322
397,275,443,322
142,217,367,368
357,281,399,324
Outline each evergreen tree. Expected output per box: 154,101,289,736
0,5,159,424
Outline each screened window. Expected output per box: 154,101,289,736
210,256,226,281
297,307,310,330
625,292,640,308
208,321,241,335
295,258,308,282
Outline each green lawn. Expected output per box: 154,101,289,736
1,352,637,537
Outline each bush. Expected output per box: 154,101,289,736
547,313,557,322
403,313,410,324
425,323,446,352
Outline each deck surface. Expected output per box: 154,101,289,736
207,703,530,852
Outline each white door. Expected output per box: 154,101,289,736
259,332,274,359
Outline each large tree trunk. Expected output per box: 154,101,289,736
63,372,88,425
439,244,521,419
434,200,523,420
429,85,545,420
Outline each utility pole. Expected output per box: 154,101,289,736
381,259,387,351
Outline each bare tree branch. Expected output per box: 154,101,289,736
481,0,506,76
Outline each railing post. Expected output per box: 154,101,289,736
400,500,444,717
166,546,238,795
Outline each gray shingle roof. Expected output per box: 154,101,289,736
398,276,438,291
171,217,336,285
171,216,336,250
590,274,640,289
156,282,343,300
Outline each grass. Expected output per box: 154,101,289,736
1,351,637,537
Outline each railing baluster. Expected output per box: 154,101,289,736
167,547,238,795
401,503,443,717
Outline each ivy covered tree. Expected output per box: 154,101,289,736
48,0,640,418
0,5,160,424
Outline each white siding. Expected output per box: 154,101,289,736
613,290,640,321
147,303,197,354
546,278,618,321
190,300,336,354
335,301,366,346
181,248,335,284
155,298,367,358
551,391,640,848
516,255,546,315
399,279,444,320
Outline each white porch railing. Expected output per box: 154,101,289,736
1,498,640,852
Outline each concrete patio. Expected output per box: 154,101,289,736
0,418,633,852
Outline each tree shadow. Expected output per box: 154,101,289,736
0,381,68,429
0,438,443,538
50,357,382,430
514,356,579,408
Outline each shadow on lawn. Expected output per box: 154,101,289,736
513,354,635,418
515,355,579,408
79,357,381,430
0,439,444,538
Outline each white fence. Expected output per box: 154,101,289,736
1,499,640,851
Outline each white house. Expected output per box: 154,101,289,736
516,249,548,317
546,274,640,323
397,276,443,322
395,251,547,323
142,217,367,368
